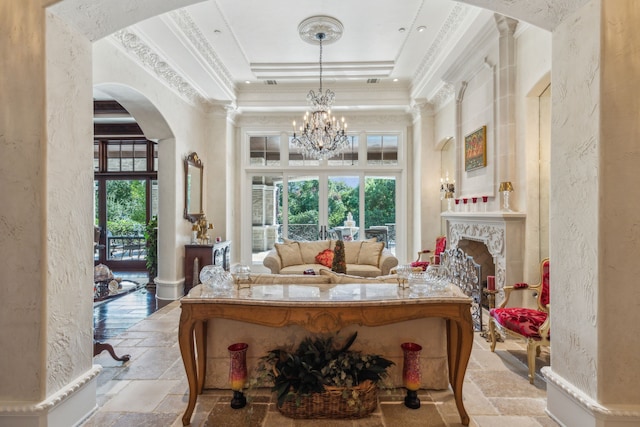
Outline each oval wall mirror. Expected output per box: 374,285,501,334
184,152,204,223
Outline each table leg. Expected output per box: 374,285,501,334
195,320,207,394
446,317,474,426
179,314,198,426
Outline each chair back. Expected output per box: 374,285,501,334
434,236,447,255
538,258,550,311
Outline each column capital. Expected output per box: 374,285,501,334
494,14,518,37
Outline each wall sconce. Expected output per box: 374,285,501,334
498,181,514,211
440,174,455,212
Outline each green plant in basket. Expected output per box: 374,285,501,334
257,332,394,408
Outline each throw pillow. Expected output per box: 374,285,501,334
315,248,334,268
274,242,303,268
299,240,331,264
357,241,384,266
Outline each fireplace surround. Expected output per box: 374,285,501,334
441,212,526,300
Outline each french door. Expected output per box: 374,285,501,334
250,172,396,265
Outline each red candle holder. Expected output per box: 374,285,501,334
482,196,489,203
487,275,496,291
472,197,478,203
401,342,422,409
228,342,249,409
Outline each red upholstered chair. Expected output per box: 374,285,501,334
488,258,550,384
412,236,446,270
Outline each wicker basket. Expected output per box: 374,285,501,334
277,380,378,419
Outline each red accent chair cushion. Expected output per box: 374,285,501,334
315,249,334,268
410,261,429,270
490,307,548,340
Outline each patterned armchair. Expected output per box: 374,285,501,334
488,258,550,384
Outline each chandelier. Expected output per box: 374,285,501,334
291,17,349,160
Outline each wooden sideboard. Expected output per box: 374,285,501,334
184,241,231,294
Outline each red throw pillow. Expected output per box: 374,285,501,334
315,249,334,268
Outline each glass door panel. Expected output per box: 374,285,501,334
328,175,360,241
285,176,319,241
250,175,282,265
364,176,396,251
105,179,147,264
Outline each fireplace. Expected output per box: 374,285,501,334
441,212,526,296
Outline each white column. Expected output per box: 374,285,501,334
545,1,640,425
0,6,98,426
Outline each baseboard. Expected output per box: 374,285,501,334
154,277,184,300
543,367,640,427
0,365,101,427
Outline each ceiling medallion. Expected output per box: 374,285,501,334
291,16,349,161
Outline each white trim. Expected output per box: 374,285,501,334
154,277,185,300
544,367,640,427
0,366,100,427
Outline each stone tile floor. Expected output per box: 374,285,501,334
87,283,558,426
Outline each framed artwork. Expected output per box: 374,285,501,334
464,126,487,171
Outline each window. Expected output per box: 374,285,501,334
250,136,281,166
366,135,398,165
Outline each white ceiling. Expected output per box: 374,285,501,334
102,0,496,110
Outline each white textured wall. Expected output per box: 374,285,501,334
551,0,600,398
0,0,48,402
45,11,95,396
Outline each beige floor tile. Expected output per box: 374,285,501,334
473,415,547,427
100,379,182,412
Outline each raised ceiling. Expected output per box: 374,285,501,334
99,0,496,110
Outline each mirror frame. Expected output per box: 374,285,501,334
184,152,204,223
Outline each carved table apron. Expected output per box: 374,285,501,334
178,283,474,426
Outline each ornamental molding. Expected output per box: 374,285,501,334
112,29,208,107
169,9,236,98
412,4,470,83
543,367,640,419
0,366,101,413
431,83,455,111
449,222,504,257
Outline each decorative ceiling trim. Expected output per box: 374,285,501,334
169,9,237,98
431,82,455,111
112,29,208,106
412,3,469,83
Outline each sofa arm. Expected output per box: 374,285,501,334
262,249,282,274
379,249,399,275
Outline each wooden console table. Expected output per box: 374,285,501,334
178,283,474,426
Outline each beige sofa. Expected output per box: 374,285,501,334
262,239,398,277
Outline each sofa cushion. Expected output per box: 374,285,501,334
299,240,331,264
358,241,384,266
274,242,303,268
342,241,363,264
319,269,398,284
315,248,334,268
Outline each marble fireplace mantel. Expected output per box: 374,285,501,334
441,211,526,292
